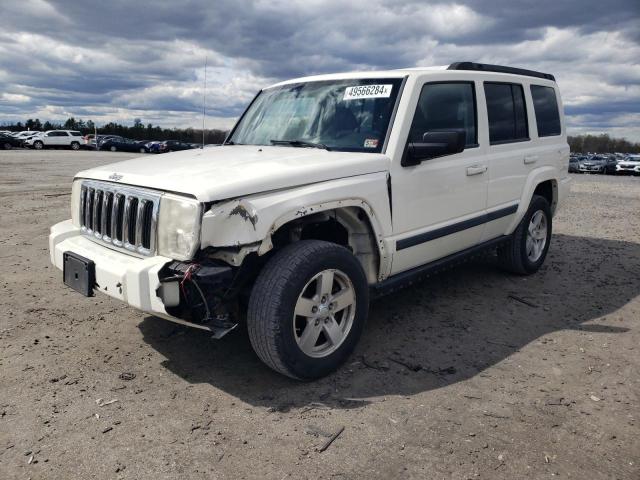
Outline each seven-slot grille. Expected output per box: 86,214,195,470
79,180,160,256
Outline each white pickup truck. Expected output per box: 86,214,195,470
50,62,570,379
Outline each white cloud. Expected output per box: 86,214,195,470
0,0,637,140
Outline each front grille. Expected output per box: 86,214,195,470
79,180,160,256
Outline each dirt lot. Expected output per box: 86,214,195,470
1,149,639,479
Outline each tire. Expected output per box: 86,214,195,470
70,141,80,150
33,141,44,150
139,147,146,153
247,240,369,380
3,142,12,150
497,194,552,275
110,146,117,152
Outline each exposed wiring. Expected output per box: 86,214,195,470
189,277,212,322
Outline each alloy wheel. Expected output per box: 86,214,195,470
293,269,356,358
526,210,548,262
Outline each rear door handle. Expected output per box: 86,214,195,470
466,165,487,176
524,155,539,164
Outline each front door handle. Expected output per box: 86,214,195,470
466,165,487,176
524,155,539,164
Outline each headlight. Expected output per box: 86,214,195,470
71,179,82,227
157,194,202,261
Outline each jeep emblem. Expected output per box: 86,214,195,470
109,173,123,181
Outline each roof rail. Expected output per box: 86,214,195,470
448,62,555,81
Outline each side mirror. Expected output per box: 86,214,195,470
402,130,466,167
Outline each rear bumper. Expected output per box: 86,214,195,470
49,220,171,315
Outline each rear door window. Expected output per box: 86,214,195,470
530,85,561,137
484,83,529,144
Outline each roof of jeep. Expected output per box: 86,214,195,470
267,67,445,88
267,63,556,89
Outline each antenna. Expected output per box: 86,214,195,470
202,56,207,149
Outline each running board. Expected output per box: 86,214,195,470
372,236,510,297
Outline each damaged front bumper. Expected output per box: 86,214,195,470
49,220,238,338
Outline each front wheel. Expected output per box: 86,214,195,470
33,141,44,150
139,147,146,153
110,146,117,152
3,142,12,150
70,141,80,150
497,194,552,275
247,240,369,380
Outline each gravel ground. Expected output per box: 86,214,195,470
1,149,638,479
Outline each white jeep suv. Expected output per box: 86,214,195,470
49,62,570,379
26,130,83,150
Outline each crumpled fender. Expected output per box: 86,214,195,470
200,172,394,275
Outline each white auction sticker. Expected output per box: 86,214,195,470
343,84,393,100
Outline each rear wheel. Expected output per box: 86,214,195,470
139,147,146,153
110,146,117,152
247,240,369,380
70,141,80,150
3,142,12,150
497,194,552,275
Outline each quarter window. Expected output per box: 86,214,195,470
484,82,529,144
530,85,561,137
408,82,477,147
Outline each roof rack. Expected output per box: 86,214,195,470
447,62,555,81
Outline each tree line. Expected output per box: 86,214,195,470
2,118,638,153
1,117,229,144
568,134,640,154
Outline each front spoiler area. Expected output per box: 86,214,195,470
50,220,171,314
49,220,234,335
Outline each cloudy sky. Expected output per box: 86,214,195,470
0,0,638,139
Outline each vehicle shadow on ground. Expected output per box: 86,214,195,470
139,233,638,410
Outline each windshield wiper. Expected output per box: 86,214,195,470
270,139,331,151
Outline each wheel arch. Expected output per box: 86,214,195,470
201,175,393,283
506,167,559,234
264,202,384,284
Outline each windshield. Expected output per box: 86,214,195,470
229,78,404,153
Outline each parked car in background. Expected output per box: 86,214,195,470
99,138,149,153
0,132,23,149
83,134,102,149
145,141,161,153
21,131,44,144
579,155,616,174
24,130,83,150
157,140,194,153
13,131,42,141
602,156,618,174
616,156,640,175
96,135,124,149
568,156,581,173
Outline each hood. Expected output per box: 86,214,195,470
76,145,390,202
618,160,640,166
